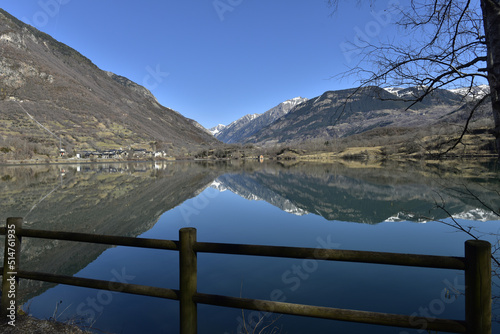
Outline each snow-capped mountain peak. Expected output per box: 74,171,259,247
283,96,307,105
384,85,490,100
209,124,227,136
449,85,490,99
383,87,404,96
210,180,227,192
383,86,428,98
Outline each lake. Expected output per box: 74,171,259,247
0,160,499,333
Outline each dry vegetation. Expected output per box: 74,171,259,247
0,315,90,334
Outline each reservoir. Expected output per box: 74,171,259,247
0,160,498,333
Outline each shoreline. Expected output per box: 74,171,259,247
1,146,498,167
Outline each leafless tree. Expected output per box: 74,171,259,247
331,0,500,156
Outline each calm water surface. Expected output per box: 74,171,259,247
0,160,499,333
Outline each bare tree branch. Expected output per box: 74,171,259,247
330,0,500,155
442,93,490,154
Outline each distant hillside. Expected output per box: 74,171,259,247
0,9,218,160
214,97,308,143
243,86,492,148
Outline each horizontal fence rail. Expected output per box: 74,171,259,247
17,270,180,300
194,241,466,269
0,226,179,250
0,218,492,334
193,292,468,333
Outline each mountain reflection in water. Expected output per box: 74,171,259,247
212,161,500,224
0,160,498,333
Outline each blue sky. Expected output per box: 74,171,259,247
2,0,401,128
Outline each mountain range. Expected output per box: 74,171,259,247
0,8,218,160
211,86,492,150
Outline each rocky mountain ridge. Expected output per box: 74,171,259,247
212,97,308,143
210,113,261,142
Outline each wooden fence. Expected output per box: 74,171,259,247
0,217,492,334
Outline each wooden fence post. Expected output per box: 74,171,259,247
1,217,23,320
465,239,491,334
180,228,197,334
